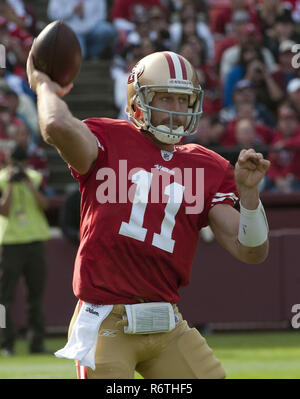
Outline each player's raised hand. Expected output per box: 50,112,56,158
234,149,270,190
26,47,73,98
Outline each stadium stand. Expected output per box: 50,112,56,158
0,0,118,195
1,0,299,197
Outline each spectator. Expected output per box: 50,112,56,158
0,93,16,168
183,115,228,158
271,40,299,92
211,0,258,38
0,8,33,78
183,114,214,146
48,0,116,60
0,145,50,356
6,0,37,36
264,104,300,192
223,42,266,107
8,119,50,192
221,117,275,165
169,0,215,59
125,10,151,48
233,118,273,170
0,95,11,139
234,117,274,147
60,185,81,246
148,6,172,51
235,118,257,149
220,79,276,128
0,1,28,31
0,92,23,140
220,23,276,82
0,44,35,106
244,57,284,115
126,6,171,52
0,94,49,192
0,83,39,143
291,1,300,23
263,12,300,60
221,115,275,148
256,0,293,38
113,38,157,121
287,78,300,116
111,0,164,36
179,38,221,115
213,9,251,69
163,0,208,18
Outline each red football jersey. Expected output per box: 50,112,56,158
70,118,238,305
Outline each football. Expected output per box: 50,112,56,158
31,20,82,87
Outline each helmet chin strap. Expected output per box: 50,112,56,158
149,125,184,144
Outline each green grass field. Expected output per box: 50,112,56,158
0,331,299,379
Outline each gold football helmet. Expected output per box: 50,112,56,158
126,51,204,144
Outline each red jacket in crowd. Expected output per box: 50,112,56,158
267,129,300,181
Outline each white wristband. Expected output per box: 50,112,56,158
238,200,269,247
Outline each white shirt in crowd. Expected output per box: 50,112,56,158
47,0,108,35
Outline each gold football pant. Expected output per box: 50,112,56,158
68,301,226,379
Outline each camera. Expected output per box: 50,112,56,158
9,145,28,183
10,162,27,182
254,66,263,73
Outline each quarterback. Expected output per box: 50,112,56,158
27,50,270,379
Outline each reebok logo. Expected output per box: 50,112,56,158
99,329,119,337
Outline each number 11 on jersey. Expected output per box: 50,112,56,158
119,170,185,253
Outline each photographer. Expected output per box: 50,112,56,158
0,145,50,356
244,57,284,115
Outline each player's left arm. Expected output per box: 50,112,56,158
208,149,270,264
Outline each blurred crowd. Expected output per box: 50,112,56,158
110,0,300,194
0,0,300,194
0,0,50,193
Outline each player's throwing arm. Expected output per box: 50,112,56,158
26,27,98,176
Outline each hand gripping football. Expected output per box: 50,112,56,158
31,20,82,87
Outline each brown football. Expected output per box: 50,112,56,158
31,20,82,87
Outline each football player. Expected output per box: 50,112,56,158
26,50,270,379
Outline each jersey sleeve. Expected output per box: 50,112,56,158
209,163,239,208
68,118,107,190
201,162,239,228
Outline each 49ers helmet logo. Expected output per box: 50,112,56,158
128,63,145,84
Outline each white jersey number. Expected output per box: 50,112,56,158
119,170,184,253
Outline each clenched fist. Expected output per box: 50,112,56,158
235,149,270,190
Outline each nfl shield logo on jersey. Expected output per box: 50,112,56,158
161,150,173,161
